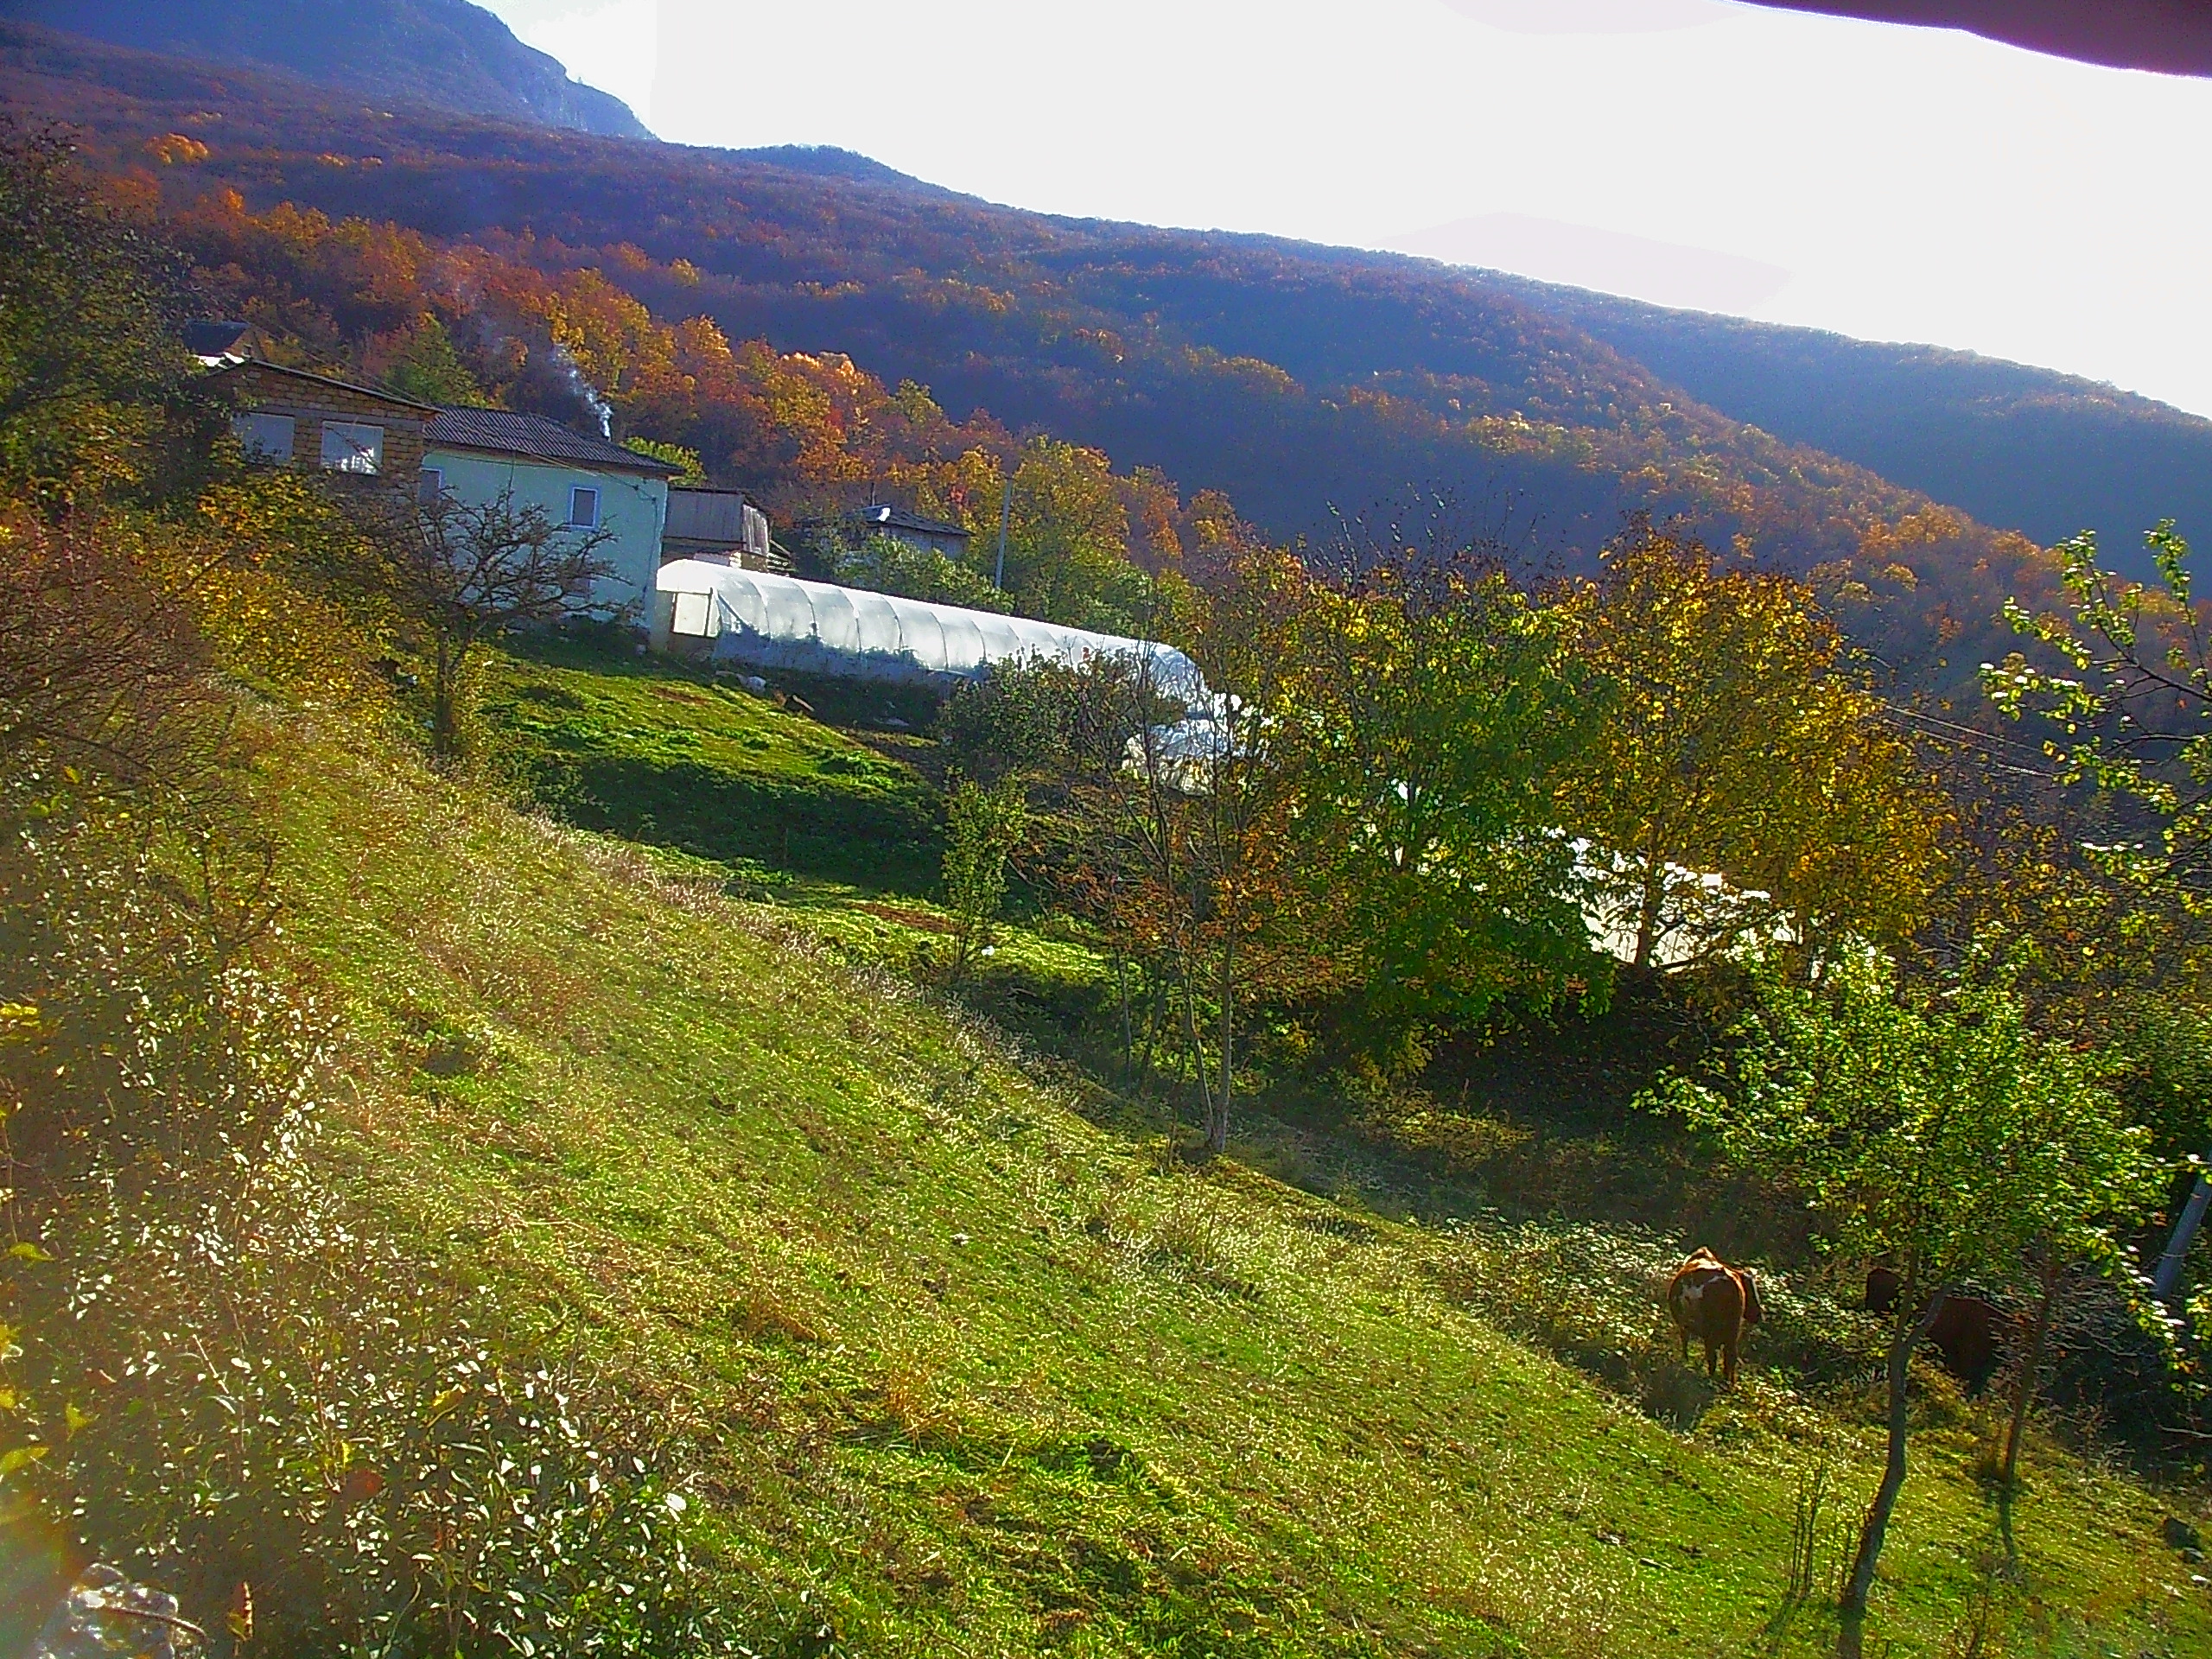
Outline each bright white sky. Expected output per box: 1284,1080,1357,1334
480,0,2212,417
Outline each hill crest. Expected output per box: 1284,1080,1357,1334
0,0,648,137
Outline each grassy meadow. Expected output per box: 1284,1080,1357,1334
216,646,2212,1657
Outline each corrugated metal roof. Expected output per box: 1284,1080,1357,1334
426,407,683,474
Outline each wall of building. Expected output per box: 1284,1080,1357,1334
222,363,427,484
423,448,670,617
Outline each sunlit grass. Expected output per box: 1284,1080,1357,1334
245,700,2212,1656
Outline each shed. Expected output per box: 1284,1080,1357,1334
844,504,973,560
665,485,785,572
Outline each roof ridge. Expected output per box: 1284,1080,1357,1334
425,405,683,474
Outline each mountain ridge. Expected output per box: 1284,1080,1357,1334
0,14,2077,696
0,0,648,138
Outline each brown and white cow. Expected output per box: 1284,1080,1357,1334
1668,1248,1764,1384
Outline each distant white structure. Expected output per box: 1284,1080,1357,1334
653,556,1204,700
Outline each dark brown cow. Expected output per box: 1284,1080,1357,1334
1865,1268,2013,1395
1668,1249,1764,1384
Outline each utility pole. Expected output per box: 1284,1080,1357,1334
994,473,1011,591
2152,1159,2212,1303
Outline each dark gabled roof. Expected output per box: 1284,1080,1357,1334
211,358,438,413
853,503,972,540
426,406,683,474
182,319,257,359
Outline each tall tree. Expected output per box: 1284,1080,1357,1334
996,439,1152,633
1284,548,1600,1058
1034,544,1339,1153
1646,953,2158,1649
1987,518,2212,1307
1563,519,1944,972
0,119,192,508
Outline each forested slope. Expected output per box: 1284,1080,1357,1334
0,16,2077,699
1505,279,2212,580
16,15,2206,687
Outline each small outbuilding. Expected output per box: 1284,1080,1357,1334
664,484,787,572
841,504,974,561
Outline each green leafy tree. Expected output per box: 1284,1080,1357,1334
1986,520,2212,1311
835,532,1012,613
999,439,1151,632
1564,519,1945,972
1645,953,2159,1644
1285,550,1601,1058
940,773,1027,981
623,436,705,484
0,119,191,507
380,315,486,407
1987,520,2212,897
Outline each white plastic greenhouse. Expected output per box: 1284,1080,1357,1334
652,556,1205,702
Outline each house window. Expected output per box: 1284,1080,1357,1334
568,486,601,530
320,421,385,474
418,466,444,505
232,411,295,463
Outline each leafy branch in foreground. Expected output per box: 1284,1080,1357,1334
1986,520,2212,895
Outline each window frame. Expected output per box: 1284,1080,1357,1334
232,411,296,464
318,420,385,475
568,484,602,530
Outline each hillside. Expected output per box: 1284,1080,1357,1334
8,14,2207,594
8,85,2212,1647
0,19,2089,697
1504,279,2212,579
0,0,646,137
111,658,2212,1654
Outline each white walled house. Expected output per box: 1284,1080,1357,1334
423,409,683,616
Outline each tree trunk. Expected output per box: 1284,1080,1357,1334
1633,853,1666,972
1178,965,1213,1142
1115,951,1133,1085
1210,932,1234,1154
1841,1285,1948,1647
2004,1249,2062,1494
1136,977,1161,1101
431,632,460,758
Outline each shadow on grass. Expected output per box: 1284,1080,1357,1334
480,633,946,896
553,753,940,895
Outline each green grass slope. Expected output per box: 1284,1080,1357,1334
478,639,943,896
245,686,2212,1656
